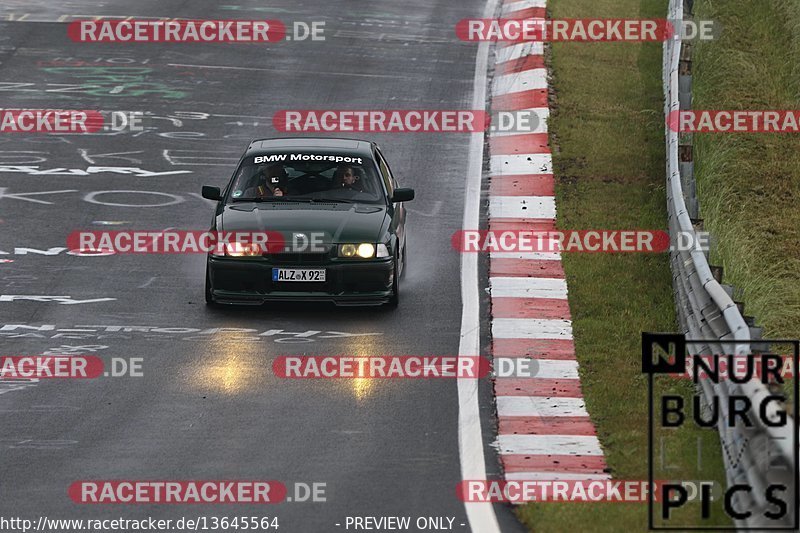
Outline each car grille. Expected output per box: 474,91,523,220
264,252,330,265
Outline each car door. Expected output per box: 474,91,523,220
374,146,406,261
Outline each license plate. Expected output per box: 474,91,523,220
272,268,326,282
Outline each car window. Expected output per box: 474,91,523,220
374,149,394,197
228,153,384,204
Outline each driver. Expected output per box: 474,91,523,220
246,165,288,197
333,165,364,192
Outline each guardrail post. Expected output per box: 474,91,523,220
678,52,697,219
709,265,723,284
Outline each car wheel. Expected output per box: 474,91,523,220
205,269,216,306
387,254,400,308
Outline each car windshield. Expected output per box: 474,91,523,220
229,154,384,204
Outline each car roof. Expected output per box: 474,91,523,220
246,137,375,158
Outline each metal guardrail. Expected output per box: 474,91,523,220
663,0,796,527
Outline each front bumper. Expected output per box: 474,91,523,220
207,256,395,306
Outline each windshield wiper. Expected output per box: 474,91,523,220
308,198,357,203
232,197,357,204
232,197,310,203
232,197,279,202
281,197,317,203
271,197,358,204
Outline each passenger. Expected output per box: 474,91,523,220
332,165,364,192
247,165,288,197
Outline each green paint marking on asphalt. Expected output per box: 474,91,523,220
218,5,396,18
218,5,297,13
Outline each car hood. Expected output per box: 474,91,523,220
220,202,388,244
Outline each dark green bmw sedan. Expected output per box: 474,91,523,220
201,137,414,307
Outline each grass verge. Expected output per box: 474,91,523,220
514,0,731,530
692,0,800,340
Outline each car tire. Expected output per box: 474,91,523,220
205,270,216,306
387,254,400,308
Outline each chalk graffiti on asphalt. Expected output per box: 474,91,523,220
0,324,384,343
0,295,116,304
0,166,191,176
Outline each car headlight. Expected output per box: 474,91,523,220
224,242,262,257
339,244,357,257
376,243,390,258
338,243,378,258
357,243,375,258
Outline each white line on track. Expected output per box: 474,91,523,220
493,69,548,95
505,472,611,481
488,194,556,219
490,154,553,175
458,0,502,530
489,277,567,298
505,358,579,379
492,318,573,339
490,107,549,135
496,42,544,62
502,0,548,13
489,251,561,261
138,276,157,289
496,434,604,455
496,397,589,418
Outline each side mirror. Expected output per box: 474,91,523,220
201,186,222,201
391,188,415,203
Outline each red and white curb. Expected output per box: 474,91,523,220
489,0,610,484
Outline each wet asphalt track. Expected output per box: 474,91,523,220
0,1,525,531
